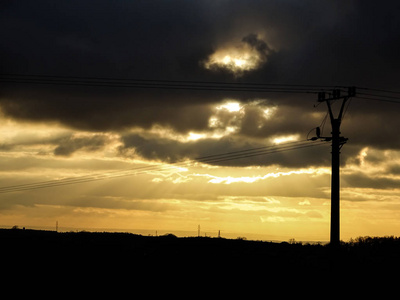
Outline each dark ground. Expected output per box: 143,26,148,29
3,228,400,282
4,228,396,295
0,229,400,272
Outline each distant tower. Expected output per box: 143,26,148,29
56,221,58,232
218,230,221,238
198,225,200,237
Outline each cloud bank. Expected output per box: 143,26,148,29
1,1,400,175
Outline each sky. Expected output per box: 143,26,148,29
1,0,400,241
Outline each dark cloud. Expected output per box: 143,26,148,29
343,172,400,190
341,107,400,150
119,133,241,164
242,33,271,57
53,134,109,156
1,0,400,166
239,104,323,138
2,0,400,84
119,132,331,168
0,88,214,133
387,164,400,175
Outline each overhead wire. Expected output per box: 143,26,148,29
0,73,336,94
0,73,336,87
357,92,400,101
196,140,318,164
356,86,400,95
352,87,400,104
0,140,322,193
355,95,400,104
0,140,329,194
4,74,400,104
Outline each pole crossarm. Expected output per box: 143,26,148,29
317,86,356,102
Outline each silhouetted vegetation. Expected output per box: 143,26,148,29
3,228,400,275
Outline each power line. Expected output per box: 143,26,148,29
355,96,400,104
195,140,304,160
352,86,400,104
0,73,336,88
357,92,400,101
0,73,336,94
356,86,400,95
4,74,400,104
0,80,322,94
0,141,320,192
196,140,318,164
0,140,328,194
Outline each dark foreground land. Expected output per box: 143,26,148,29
3,228,400,277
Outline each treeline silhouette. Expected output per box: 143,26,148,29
3,228,400,275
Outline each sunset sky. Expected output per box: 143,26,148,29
1,0,400,241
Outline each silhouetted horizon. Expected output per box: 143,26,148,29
3,228,400,275
1,224,331,244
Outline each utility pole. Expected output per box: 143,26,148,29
315,87,356,246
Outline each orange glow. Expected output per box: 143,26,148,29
1,110,400,242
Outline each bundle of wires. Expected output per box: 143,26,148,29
0,140,328,194
0,73,335,94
